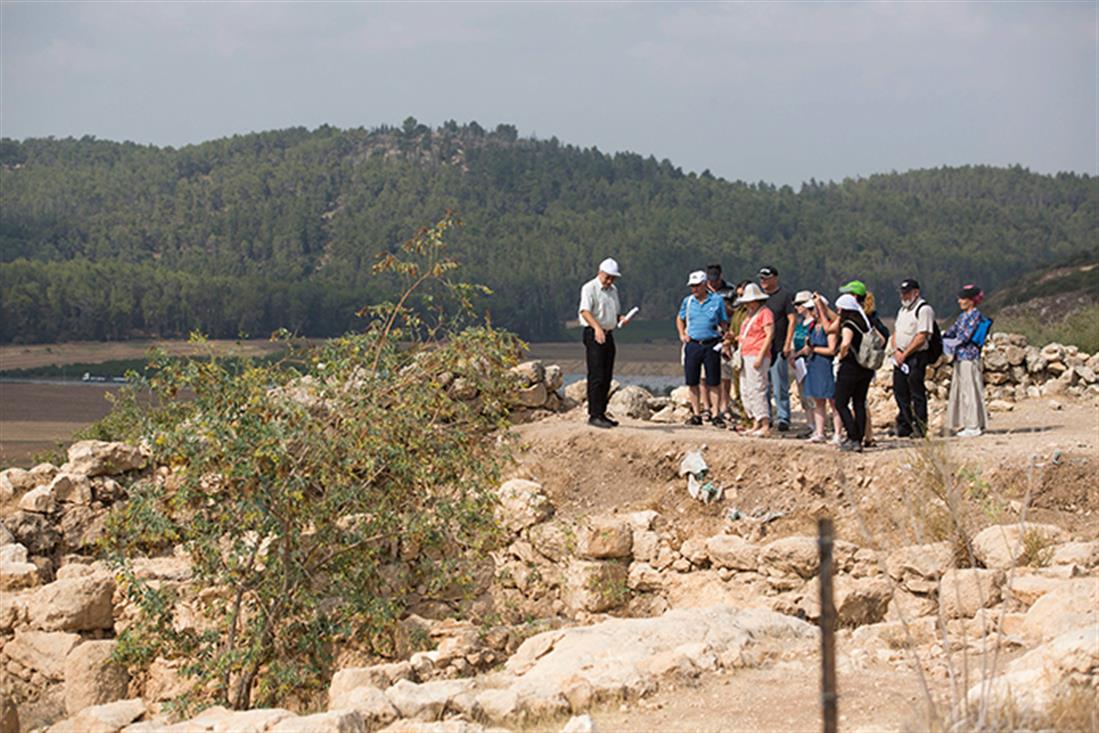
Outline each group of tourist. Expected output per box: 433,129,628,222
578,258,990,450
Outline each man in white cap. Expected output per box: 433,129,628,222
579,258,624,429
676,270,729,426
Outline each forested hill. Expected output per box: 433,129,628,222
1,121,1096,343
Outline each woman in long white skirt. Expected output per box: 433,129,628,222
735,284,774,436
944,284,988,437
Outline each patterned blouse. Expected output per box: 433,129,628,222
944,308,983,361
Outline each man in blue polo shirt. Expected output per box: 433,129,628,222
676,270,729,426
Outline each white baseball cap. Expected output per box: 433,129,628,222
599,258,622,277
687,270,707,286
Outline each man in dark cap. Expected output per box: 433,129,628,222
890,278,935,437
759,265,795,431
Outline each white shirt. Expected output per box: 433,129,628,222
895,298,935,352
578,277,621,331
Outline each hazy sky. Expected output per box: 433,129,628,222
2,1,1096,185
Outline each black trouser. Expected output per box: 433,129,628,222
835,363,873,444
893,350,929,437
584,327,615,419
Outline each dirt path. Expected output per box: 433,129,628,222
533,661,937,733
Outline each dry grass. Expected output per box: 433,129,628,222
845,438,1075,732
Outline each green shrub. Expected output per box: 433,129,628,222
108,214,520,711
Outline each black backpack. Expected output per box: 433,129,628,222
917,302,944,363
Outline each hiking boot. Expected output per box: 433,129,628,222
601,414,620,427
588,416,615,429
686,415,703,426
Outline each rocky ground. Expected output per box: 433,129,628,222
1,336,1097,733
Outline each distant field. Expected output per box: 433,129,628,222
0,337,684,467
0,382,118,466
0,339,290,373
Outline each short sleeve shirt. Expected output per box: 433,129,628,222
894,298,935,352
678,293,728,341
738,307,775,357
765,287,795,357
578,277,621,331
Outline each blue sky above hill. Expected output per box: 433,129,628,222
2,2,1095,186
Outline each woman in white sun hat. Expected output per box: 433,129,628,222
734,283,774,436
794,292,843,443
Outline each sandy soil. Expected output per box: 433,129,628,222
526,661,937,733
510,397,1099,552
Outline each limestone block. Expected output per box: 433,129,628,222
329,664,412,708
630,530,660,563
607,385,653,420
677,537,708,565
64,640,131,715
0,557,39,591
515,383,548,408
1004,574,1072,608
326,686,397,728
269,710,365,733
28,573,115,631
495,479,552,533
383,679,474,722
474,688,519,722
1020,578,1099,641
0,468,38,499
1050,540,1099,568
543,364,564,392
939,568,1003,619
510,361,545,387
561,715,597,733
5,629,82,679
563,560,629,613
578,518,632,559
704,535,759,571
49,474,94,505
801,576,892,627
885,541,954,593
65,440,147,477
759,536,857,579
627,562,663,592
528,520,574,562
971,523,1067,569
18,485,55,513
48,698,145,733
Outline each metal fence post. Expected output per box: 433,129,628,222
819,517,837,733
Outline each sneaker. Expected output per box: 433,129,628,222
686,415,703,426
839,439,863,452
957,428,983,438
777,421,790,432
601,414,620,427
588,416,615,429
710,415,726,428
807,434,827,444
830,434,844,446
